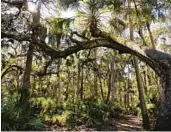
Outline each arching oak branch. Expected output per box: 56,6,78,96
2,31,171,75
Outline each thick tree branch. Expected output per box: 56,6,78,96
2,32,30,42
2,0,23,7
94,29,171,68
2,31,171,75
34,36,160,74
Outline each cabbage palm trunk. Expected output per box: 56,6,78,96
128,0,150,130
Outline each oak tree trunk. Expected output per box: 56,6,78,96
20,44,34,104
155,69,171,130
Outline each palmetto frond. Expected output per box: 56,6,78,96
77,0,110,37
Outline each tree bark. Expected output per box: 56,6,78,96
133,56,150,130
143,66,149,96
106,69,111,103
77,54,81,100
155,69,171,130
106,57,114,103
20,44,34,104
93,48,98,99
146,21,156,49
99,76,105,101
110,55,115,102
126,64,130,107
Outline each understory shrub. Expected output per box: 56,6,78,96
1,98,44,131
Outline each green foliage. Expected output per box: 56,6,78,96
146,103,158,119
47,100,123,129
55,111,71,125
49,18,74,35
82,100,109,121
2,0,170,130
1,99,44,131
26,118,44,130
30,97,124,129
136,107,142,118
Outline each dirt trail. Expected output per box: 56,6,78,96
115,115,143,131
48,115,143,131
73,115,143,131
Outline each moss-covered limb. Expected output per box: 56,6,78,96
2,30,171,73
33,38,110,58
93,29,171,73
34,35,154,68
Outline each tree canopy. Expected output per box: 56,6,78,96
1,0,171,131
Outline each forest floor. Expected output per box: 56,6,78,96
115,115,143,131
48,115,143,131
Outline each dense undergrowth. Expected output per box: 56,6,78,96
1,92,158,131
